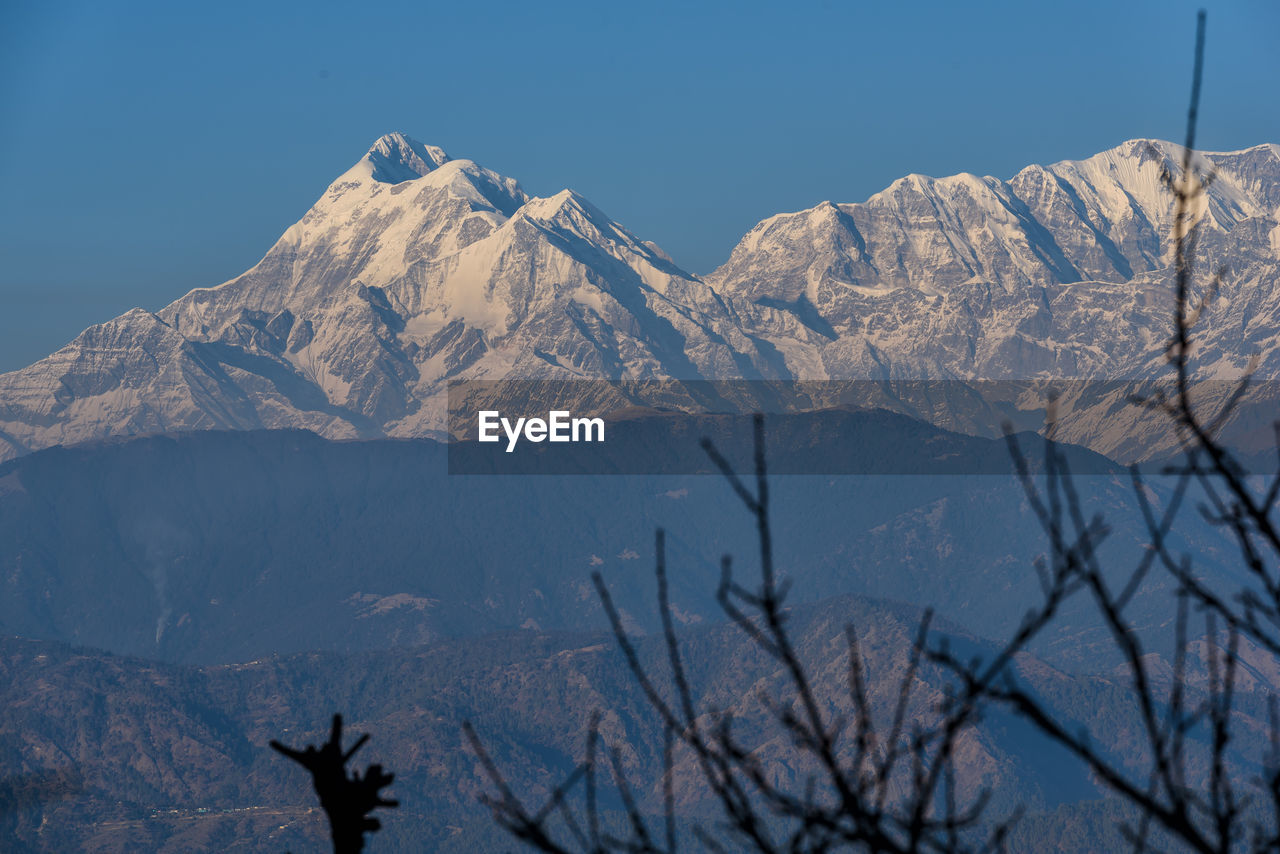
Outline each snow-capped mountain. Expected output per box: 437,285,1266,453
706,139,1280,459
710,139,1279,380
1,135,1278,463
0,133,779,460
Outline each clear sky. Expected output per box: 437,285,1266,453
1,0,1277,372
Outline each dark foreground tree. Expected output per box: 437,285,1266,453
468,10,1280,853
271,714,398,854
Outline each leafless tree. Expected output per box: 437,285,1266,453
466,413,1030,853
930,11,1280,852
470,10,1280,853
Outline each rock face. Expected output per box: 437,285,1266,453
0,133,779,461
710,140,1280,382
1,135,1279,462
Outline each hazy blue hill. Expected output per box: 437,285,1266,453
0,419,1241,668
0,418,1266,850
0,592,1203,852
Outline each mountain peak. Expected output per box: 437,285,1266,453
517,189,626,235
4,137,1280,464
364,133,450,184
520,188,588,217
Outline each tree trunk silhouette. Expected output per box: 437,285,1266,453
271,714,397,854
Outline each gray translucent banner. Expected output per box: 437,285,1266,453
446,379,1279,475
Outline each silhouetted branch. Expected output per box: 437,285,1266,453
271,714,398,854
468,414,1018,852
471,11,1280,853
930,17,1280,852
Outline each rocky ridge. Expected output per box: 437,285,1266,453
2,135,1278,462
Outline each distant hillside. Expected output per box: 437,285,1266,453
0,423,1231,669
2,589,1241,853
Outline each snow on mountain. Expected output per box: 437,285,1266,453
710,139,1280,380
1,136,1278,463
0,134,779,460
706,140,1280,460
703,140,1280,460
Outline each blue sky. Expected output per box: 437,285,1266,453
1,0,1277,372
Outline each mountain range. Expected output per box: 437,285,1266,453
2,135,1279,464
3,592,1261,853
0,424,1236,670
4,133,1280,851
